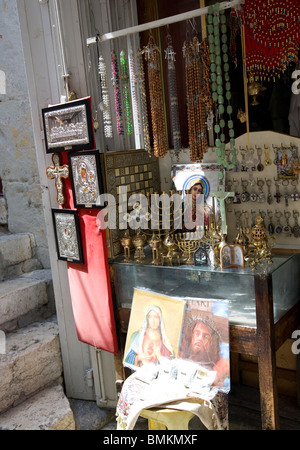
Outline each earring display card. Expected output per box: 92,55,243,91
52,209,84,264
68,150,104,208
42,97,95,153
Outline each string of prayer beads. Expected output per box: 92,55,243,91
98,55,113,138
120,50,133,135
144,35,168,158
111,49,124,135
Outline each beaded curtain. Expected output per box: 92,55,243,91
241,0,300,81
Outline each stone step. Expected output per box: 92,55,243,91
0,383,75,430
0,269,54,332
0,232,41,281
0,318,62,413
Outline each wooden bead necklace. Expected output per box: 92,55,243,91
143,35,168,158
183,35,210,162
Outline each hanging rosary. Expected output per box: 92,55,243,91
136,50,151,156
207,4,237,176
120,50,133,135
183,35,209,162
111,49,124,135
98,55,113,138
129,51,141,136
165,32,181,160
143,34,168,158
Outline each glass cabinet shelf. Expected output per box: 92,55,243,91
110,252,300,328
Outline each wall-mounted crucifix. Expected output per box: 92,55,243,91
46,153,69,205
211,186,234,235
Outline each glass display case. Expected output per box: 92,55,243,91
111,251,300,328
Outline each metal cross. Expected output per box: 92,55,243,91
46,153,69,205
211,186,235,235
274,191,281,204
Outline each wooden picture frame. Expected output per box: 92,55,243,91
220,244,244,269
100,149,160,258
42,97,95,153
68,150,104,209
52,209,84,264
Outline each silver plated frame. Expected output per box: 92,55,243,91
42,97,95,153
52,209,84,264
68,150,104,208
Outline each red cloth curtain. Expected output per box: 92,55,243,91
60,151,118,354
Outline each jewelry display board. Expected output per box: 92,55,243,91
100,149,160,257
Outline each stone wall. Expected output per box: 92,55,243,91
0,0,50,267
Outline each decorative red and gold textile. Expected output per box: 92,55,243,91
242,0,300,80
60,151,118,355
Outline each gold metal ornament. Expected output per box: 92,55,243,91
247,76,262,106
120,229,132,263
245,216,274,269
46,153,69,206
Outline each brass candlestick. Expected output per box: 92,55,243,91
161,232,180,266
148,232,162,265
120,229,132,262
132,230,147,263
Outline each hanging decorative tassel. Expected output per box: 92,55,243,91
143,34,168,158
165,34,181,160
136,50,151,156
98,55,113,138
120,50,133,135
129,51,141,136
111,49,124,135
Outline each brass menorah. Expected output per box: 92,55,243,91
175,232,202,265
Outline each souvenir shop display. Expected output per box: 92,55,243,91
38,0,300,432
